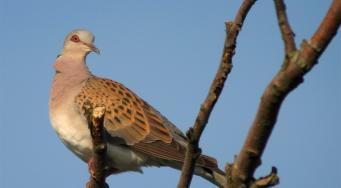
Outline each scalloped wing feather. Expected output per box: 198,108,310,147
75,77,218,169
75,77,172,145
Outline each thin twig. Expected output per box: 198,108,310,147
274,0,296,56
228,0,341,187
177,0,257,187
85,105,109,188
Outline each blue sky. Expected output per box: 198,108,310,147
0,0,340,187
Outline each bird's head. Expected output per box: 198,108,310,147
62,29,100,56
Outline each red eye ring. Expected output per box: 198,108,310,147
70,35,80,42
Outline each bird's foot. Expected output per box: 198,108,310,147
88,159,96,178
88,159,120,178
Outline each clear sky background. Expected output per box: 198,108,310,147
0,0,340,187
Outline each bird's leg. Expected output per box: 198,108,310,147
87,159,95,178
88,158,119,178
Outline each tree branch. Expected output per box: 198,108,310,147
85,105,109,188
177,0,257,187
249,167,279,188
274,0,296,56
227,0,341,187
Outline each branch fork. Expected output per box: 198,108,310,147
178,0,340,188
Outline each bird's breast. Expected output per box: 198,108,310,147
49,81,146,172
50,96,93,162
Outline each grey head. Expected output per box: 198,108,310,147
61,29,100,55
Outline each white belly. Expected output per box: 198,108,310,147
50,100,146,173
50,105,92,162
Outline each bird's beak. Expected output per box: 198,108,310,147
84,42,100,54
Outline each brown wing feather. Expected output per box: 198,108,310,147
75,77,172,145
131,102,218,169
133,140,218,169
75,77,218,169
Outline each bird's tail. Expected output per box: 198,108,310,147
194,155,226,188
194,166,226,188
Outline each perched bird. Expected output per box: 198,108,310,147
49,29,225,187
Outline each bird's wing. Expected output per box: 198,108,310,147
75,76,173,145
75,77,217,169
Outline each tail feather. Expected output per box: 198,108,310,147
195,155,226,187
196,154,219,169
194,166,225,187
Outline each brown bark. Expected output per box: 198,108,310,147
274,0,296,56
177,0,257,187
226,0,341,187
85,106,109,188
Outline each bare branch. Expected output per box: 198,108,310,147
85,105,109,188
250,167,279,188
177,0,257,187
227,0,341,187
309,0,341,59
274,0,296,56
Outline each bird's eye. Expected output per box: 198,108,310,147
70,35,80,42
